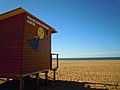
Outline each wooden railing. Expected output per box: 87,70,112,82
50,53,59,70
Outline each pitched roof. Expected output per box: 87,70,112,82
0,7,57,33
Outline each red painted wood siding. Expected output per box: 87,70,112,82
22,13,51,75
0,13,25,78
0,8,54,78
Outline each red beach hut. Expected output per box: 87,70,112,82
0,7,58,90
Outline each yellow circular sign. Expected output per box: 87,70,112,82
38,27,44,39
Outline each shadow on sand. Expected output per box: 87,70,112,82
0,78,112,90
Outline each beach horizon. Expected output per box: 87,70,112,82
58,57,120,60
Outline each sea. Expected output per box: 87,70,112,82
58,57,120,60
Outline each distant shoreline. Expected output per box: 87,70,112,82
58,57,120,60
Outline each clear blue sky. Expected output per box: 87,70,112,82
1,0,120,58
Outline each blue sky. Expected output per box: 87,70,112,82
1,0,120,58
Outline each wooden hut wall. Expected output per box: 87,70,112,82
0,13,25,78
22,12,51,75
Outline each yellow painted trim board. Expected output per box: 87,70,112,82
0,8,25,20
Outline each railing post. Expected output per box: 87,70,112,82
50,53,52,70
57,54,59,68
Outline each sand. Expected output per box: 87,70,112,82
0,60,120,90
48,60,120,90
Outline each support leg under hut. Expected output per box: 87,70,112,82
20,78,24,90
36,73,39,90
45,71,48,85
53,68,57,81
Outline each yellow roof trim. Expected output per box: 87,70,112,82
0,8,25,20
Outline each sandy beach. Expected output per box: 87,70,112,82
0,60,120,90
48,60,120,90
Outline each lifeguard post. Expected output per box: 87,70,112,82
0,7,58,90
